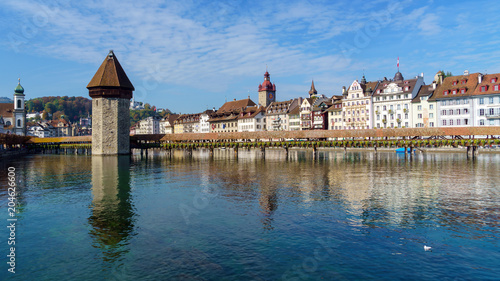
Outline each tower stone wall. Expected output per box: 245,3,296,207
92,97,130,155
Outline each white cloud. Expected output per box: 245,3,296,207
418,13,441,36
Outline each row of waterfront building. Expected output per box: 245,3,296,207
133,69,500,135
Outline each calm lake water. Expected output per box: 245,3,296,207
1,149,499,280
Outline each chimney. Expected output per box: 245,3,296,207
421,72,424,78
233,98,236,101
432,82,437,90
464,70,469,76
478,73,483,84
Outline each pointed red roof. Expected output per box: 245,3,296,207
87,50,134,90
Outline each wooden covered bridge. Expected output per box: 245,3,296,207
12,126,500,158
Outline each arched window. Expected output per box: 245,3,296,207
17,99,22,109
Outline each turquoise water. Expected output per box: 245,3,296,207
1,149,499,280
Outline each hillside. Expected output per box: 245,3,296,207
26,96,92,122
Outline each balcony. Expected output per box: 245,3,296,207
486,113,500,119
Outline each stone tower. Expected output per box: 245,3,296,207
87,50,134,155
13,78,26,136
258,71,276,107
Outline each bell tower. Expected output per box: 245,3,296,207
258,70,276,107
13,78,26,136
87,50,134,155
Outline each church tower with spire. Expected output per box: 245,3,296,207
87,50,134,155
13,78,26,136
308,80,318,98
258,70,276,107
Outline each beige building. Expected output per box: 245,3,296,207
411,83,437,128
342,77,379,130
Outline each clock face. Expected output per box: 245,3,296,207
268,92,274,100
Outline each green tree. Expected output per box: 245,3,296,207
44,102,56,114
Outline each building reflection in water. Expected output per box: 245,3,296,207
89,155,136,263
130,148,499,236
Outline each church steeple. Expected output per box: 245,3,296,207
13,78,26,135
308,80,317,97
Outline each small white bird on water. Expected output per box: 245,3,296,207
424,245,432,251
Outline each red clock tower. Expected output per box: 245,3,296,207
258,71,276,107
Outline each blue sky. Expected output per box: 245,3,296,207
1,0,500,113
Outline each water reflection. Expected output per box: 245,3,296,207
89,156,136,263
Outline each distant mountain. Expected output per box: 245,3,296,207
0,97,13,103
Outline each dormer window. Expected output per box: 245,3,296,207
404,86,409,91
452,81,457,86
460,88,466,94
491,78,497,83
495,85,499,91
461,79,467,85
452,90,457,95
377,89,381,94
404,81,409,84
480,86,487,92
443,90,448,95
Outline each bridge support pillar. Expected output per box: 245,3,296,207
467,146,478,159
260,146,265,158
234,146,238,158
284,146,288,158
313,146,318,159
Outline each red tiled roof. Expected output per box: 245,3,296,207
429,73,479,101
472,74,500,96
238,106,265,119
218,98,256,113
